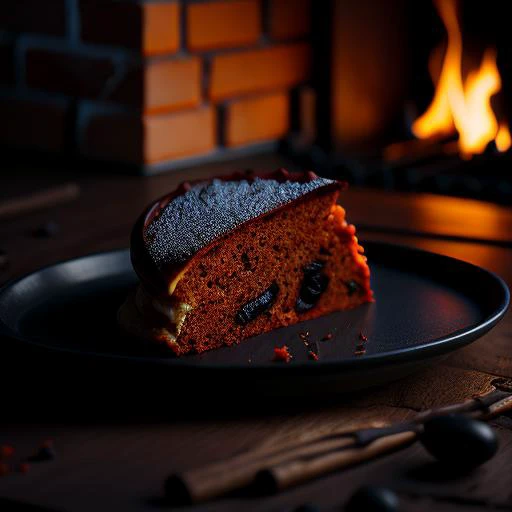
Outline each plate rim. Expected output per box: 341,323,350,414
0,242,509,374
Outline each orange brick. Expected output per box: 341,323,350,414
80,1,180,56
269,0,311,40
143,2,180,56
26,49,200,113
0,96,68,152
226,92,289,146
210,43,310,101
83,107,216,164
145,107,216,163
145,58,201,114
187,0,260,51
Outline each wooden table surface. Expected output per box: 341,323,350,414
1,154,512,512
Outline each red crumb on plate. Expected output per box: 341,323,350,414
308,351,319,361
273,345,292,363
322,333,333,341
355,343,367,356
359,332,368,342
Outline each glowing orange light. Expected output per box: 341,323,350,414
412,0,509,157
496,123,512,152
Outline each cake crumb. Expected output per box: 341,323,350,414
359,332,368,342
322,333,333,341
355,343,366,356
273,345,292,363
308,351,319,361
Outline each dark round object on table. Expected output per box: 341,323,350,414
345,486,398,512
32,221,60,238
420,415,498,468
164,475,192,506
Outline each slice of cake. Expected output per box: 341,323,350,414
119,169,373,355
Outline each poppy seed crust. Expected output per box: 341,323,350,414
144,177,335,269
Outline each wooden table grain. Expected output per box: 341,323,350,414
1,154,512,512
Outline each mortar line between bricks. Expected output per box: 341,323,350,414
261,0,271,36
179,0,188,51
13,33,309,66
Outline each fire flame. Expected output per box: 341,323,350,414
412,0,511,157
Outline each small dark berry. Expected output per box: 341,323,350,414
296,263,329,313
236,282,279,325
304,261,324,274
345,486,398,512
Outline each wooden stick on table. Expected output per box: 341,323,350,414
165,385,512,505
0,183,80,220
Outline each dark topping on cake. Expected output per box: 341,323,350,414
296,261,329,313
144,176,335,270
235,282,279,325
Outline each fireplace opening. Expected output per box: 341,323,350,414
290,0,512,204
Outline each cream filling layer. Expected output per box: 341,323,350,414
135,285,192,340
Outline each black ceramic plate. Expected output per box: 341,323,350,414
0,242,509,394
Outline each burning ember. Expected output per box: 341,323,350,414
412,0,511,158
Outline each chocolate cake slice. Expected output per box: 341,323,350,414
119,169,373,355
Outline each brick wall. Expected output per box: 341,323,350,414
0,0,312,173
